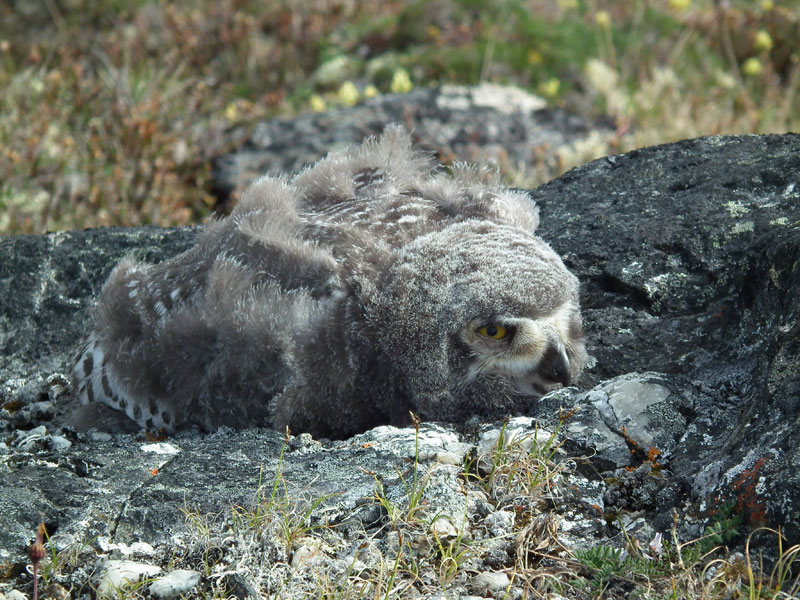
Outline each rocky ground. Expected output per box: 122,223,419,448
1,87,799,599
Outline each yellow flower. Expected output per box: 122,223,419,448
363,84,379,99
715,70,737,90
390,68,413,94
760,0,774,10
224,99,253,122
742,57,763,77
539,77,560,98
338,81,360,106
426,24,440,40
668,0,691,10
527,49,543,65
754,30,773,52
595,10,611,28
224,102,240,122
309,94,327,112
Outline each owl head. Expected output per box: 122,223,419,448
356,219,586,423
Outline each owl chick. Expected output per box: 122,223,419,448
71,126,586,438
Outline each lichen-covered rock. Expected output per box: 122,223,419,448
531,133,800,542
211,82,614,208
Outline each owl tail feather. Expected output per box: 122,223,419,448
70,333,170,431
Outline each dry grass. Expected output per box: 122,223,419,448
1,1,798,234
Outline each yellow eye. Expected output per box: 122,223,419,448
478,324,507,339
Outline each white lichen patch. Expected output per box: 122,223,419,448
666,254,684,269
353,423,471,464
438,82,546,114
731,221,755,235
724,200,750,218
643,272,688,302
622,261,643,278
770,217,788,225
141,442,181,455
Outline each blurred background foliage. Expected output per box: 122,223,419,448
0,0,797,234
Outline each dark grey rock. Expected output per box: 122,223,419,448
530,133,800,544
211,83,614,208
1,131,799,597
0,227,197,382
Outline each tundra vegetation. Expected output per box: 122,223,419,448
1,0,798,234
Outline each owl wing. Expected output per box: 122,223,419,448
72,179,338,431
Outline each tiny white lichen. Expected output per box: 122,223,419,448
643,272,688,299
731,221,755,235
622,261,643,278
724,200,750,218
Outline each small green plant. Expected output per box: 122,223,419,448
464,416,568,507
429,517,474,590
677,503,743,569
573,545,628,590
371,412,430,529
27,522,98,598
230,431,335,563
180,506,226,577
743,527,800,599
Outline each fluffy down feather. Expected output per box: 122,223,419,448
71,126,585,438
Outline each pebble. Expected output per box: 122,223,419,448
148,569,201,599
483,510,515,537
469,571,511,596
47,435,72,452
93,559,162,597
429,517,458,539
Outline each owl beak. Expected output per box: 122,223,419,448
536,342,571,387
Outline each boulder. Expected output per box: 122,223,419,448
1,131,798,597
211,82,615,208
531,134,800,540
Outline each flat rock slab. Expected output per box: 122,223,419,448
1,132,799,595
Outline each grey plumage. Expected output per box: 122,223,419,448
72,127,586,438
